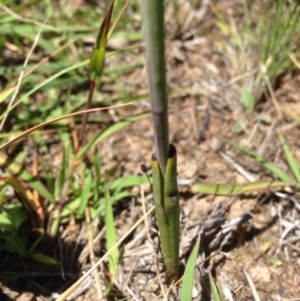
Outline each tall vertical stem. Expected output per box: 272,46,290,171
141,0,169,175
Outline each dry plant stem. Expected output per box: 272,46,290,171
141,0,169,175
108,0,131,37
243,269,261,301
261,63,282,118
151,278,183,301
289,52,300,69
0,104,131,150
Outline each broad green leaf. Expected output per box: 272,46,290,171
222,138,294,184
278,134,300,183
180,236,200,301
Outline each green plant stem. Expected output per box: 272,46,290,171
76,80,96,153
151,144,180,281
141,0,169,175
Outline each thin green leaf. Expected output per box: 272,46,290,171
107,175,148,191
0,61,88,120
77,113,149,160
282,108,300,124
93,192,132,219
278,134,300,183
77,168,92,217
54,134,71,200
180,236,200,301
192,180,289,196
209,272,222,301
222,138,294,184
29,253,57,264
60,197,81,218
105,189,119,282
92,148,102,204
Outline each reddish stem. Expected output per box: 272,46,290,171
76,80,96,154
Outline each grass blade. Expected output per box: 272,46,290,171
105,189,119,285
282,107,300,124
0,104,131,150
192,180,288,196
77,113,149,160
77,167,92,217
209,272,222,301
222,138,294,184
278,133,300,183
180,236,200,301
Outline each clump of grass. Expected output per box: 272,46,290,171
215,0,300,111
0,0,146,293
